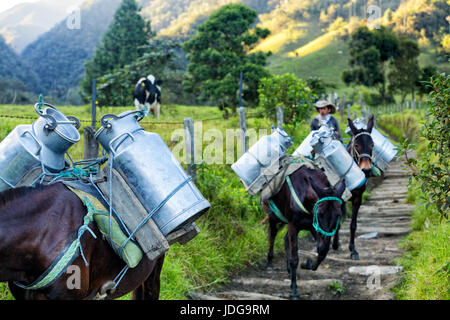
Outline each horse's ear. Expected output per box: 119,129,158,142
347,118,357,135
367,115,375,133
335,179,346,198
156,79,163,86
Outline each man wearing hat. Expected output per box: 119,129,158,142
310,100,342,141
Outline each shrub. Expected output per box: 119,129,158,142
405,74,449,218
258,74,315,128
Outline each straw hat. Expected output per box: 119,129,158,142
314,100,336,114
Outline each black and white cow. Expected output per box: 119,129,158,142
133,75,162,119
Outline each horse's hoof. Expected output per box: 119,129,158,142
289,292,300,300
332,244,341,251
350,252,360,260
300,259,313,270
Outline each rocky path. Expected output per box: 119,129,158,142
190,157,412,300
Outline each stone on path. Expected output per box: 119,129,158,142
348,265,403,276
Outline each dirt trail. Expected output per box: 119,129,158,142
190,156,412,300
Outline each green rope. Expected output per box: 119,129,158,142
285,175,310,215
268,199,289,224
312,197,342,237
14,195,97,290
37,94,44,112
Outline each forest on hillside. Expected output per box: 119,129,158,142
0,0,448,106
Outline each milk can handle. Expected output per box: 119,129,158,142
21,130,42,156
108,132,135,156
34,102,80,130
100,110,145,129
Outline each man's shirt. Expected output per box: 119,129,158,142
310,115,342,141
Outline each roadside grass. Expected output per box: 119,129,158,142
378,109,449,300
393,184,449,300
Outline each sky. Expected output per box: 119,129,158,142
0,0,83,15
0,1,40,14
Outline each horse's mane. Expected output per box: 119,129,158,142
0,184,46,209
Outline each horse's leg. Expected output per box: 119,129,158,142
286,223,300,299
283,231,290,275
132,255,165,300
332,202,346,251
131,284,144,300
349,196,362,260
266,216,279,270
301,233,331,271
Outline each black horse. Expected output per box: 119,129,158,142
263,166,346,299
345,115,375,260
0,182,165,300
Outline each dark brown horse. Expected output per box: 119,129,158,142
0,182,165,300
263,166,346,299
345,115,375,260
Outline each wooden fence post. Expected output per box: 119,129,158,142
239,107,248,154
276,106,284,129
340,94,346,122
83,127,99,160
83,78,99,160
347,103,351,120
184,117,196,180
91,79,97,128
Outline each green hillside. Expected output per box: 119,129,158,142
2,0,447,104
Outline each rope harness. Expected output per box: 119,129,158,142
13,193,98,290
350,131,373,163
268,175,343,237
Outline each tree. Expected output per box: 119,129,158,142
402,74,450,218
388,37,421,102
96,40,179,106
416,65,438,100
81,0,154,101
182,4,271,116
258,74,315,128
342,26,399,104
305,76,336,98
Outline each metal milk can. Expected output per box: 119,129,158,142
0,125,42,191
231,127,293,187
32,103,81,171
292,130,317,158
0,103,80,191
311,127,366,191
345,118,397,170
95,111,210,236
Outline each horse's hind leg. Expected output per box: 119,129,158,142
140,255,165,300
132,255,165,300
286,223,300,299
349,197,361,260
